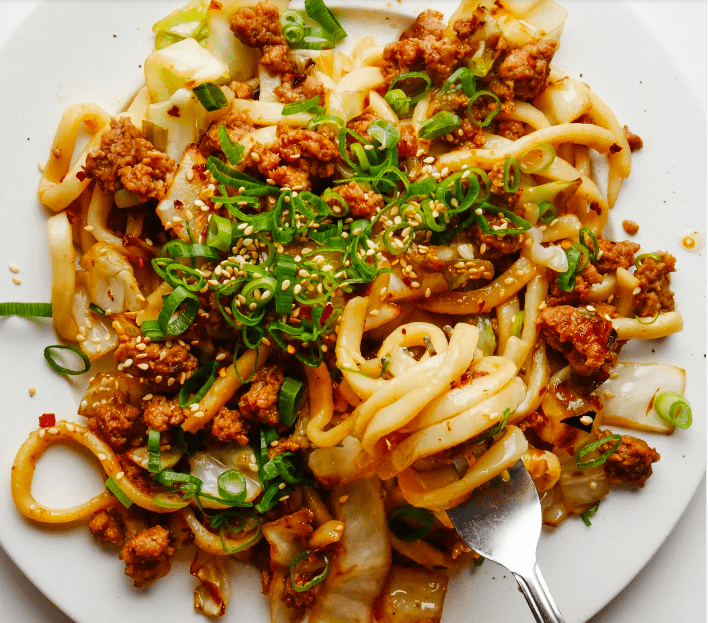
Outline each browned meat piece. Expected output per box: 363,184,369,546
89,508,125,546
260,44,291,74
274,74,325,104
633,252,676,317
269,166,311,191
231,3,286,47
347,110,376,140
119,525,174,587
400,9,445,40
210,406,251,444
87,390,145,452
622,220,639,235
600,431,660,488
119,453,157,496
239,364,284,426
231,4,291,74
470,217,525,255
268,436,303,459
594,239,640,273
546,263,603,307
330,181,384,218
539,305,619,375
274,124,339,167
438,115,486,148
115,335,199,393
84,117,175,201
142,395,186,432
623,125,643,151
481,39,557,101
200,110,254,157
496,119,527,141
249,124,339,190
381,11,459,82
229,80,255,99
397,124,419,158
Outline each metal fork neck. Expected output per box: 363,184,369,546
512,562,566,623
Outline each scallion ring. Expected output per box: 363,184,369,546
387,71,432,104
634,252,663,269
206,214,233,252
467,90,501,127
537,201,558,225
518,143,556,174
503,157,520,193
290,549,330,592
216,469,248,505
654,391,692,429
157,286,201,336
44,345,90,376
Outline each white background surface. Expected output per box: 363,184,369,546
0,1,704,622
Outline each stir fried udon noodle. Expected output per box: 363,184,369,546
10,0,693,620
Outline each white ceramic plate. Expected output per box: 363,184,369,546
0,2,704,623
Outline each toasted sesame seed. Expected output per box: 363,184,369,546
8,264,20,273
12,277,21,285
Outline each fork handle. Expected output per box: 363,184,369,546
512,563,566,623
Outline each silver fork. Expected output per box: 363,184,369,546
447,459,566,623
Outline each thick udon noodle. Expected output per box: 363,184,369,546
11,0,687,620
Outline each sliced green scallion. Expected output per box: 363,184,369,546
419,111,460,140
105,476,133,509
0,302,53,317
576,434,622,469
44,345,90,376
282,95,325,116
279,377,305,427
193,82,228,112
388,504,435,542
580,502,599,526
654,391,692,429
290,549,330,592
178,361,218,408
147,429,162,474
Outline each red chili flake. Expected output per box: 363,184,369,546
208,0,223,9
174,199,184,211
609,143,622,154
320,302,333,324
39,413,56,428
168,106,180,117
76,170,86,181
136,257,144,269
